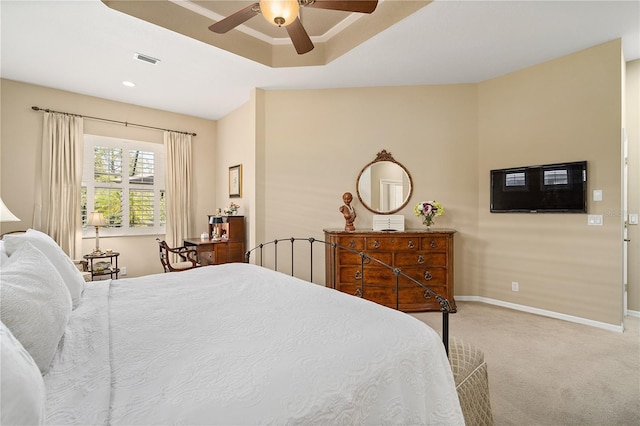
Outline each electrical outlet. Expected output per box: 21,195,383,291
120,266,127,276
511,281,519,292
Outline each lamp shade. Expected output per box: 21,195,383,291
87,212,107,227
259,0,299,27
0,198,20,222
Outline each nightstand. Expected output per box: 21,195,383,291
72,259,92,282
83,252,120,280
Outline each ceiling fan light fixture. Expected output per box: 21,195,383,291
259,0,300,27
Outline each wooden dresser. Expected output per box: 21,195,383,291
324,228,456,312
184,216,245,265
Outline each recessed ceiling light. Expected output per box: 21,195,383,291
122,81,136,87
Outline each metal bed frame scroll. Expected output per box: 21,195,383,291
246,237,452,354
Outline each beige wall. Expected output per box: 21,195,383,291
257,84,479,283
0,79,217,277
215,90,259,250
476,40,623,325
236,40,628,326
2,39,635,327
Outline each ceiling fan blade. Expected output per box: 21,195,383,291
285,17,314,55
208,2,260,34
305,0,378,14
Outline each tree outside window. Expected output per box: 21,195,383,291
82,135,165,236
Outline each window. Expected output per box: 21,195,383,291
82,134,165,237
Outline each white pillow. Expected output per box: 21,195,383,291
0,240,7,265
3,229,84,309
0,241,72,374
0,321,46,425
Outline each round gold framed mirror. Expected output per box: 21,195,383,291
356,150,413,214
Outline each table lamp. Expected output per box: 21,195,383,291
209,215,224,240
87,211,107,254
0,197,20,222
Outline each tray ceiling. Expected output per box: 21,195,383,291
102,0,430,67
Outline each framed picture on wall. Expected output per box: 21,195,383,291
229,164,242,198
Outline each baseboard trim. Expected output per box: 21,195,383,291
628,309,640,318
456,296,624,333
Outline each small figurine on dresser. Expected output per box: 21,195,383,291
339,192,357,231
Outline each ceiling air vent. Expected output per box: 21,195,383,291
133,53,160,65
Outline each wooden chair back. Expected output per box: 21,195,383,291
156,238,200,272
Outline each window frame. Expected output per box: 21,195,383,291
82,134,165,238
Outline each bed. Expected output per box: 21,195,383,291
0,230,464,425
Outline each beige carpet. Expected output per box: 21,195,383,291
412,302,640,426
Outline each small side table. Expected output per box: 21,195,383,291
83,252,120,281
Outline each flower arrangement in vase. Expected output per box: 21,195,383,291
223,202,240,215
414,200,444,229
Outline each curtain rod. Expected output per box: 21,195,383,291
31,106,197,137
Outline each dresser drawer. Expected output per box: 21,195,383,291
338,250,392,266
336,283,363,298
365,236,418,251
420,235,449,250
399,267,448,287
395,251,447,267
339,266,397,286
420,236,449,250
198,250,215,266
337,284,447,311
399,281,447,299
337,284,397,307
398,286,449,312
338,237,364,250
338,266,396,286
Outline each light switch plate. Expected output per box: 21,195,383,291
629,213,639,225
593,190,602,201
588,215,603,226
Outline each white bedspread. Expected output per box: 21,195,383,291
44,263,463,425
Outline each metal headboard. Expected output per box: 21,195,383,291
246,237,452,354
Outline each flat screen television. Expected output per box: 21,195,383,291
490,161,587,213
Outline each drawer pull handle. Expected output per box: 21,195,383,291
373,240,380,249
363,257,371,265
430,240,437,248
424,271,433,281
354,288,362,298
354,270,362,280
349,240,356,248
423,290,432,299
408,240,415,249
417,255,425,265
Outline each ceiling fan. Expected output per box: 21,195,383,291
208,0,379,55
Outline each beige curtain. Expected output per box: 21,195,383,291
33,112,84,258
164,131,193,249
